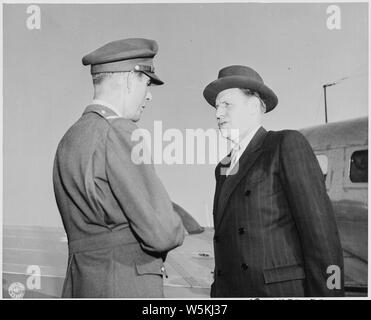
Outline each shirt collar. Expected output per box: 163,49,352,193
233,125,262,154
91,99,117,112
83,100,120,118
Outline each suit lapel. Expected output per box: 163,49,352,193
215,127,268,230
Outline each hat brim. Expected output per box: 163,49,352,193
203,76,278,112
142,71,164,86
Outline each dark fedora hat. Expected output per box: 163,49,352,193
203,65,278,112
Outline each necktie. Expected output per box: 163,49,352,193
227,144,240,176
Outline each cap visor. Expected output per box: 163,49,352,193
142,71,164,85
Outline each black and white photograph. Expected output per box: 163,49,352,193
1,0,368,302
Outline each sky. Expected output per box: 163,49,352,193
3,2,368,227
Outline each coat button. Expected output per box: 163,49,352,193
245,190,251,196
241,263,248,271
161,266,168,278
214,236,219,243
217,270,222,277
238,227,245,235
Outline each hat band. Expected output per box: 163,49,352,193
134,65,155,73
91,58,154,74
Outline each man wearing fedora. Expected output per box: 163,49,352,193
53,38,184,298
203,65,344,297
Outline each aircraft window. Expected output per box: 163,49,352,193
350,150,368,183
316,155,328,176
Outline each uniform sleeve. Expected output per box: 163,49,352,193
105,120,185,253
279,130,344,297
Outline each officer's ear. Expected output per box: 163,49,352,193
126,70,135,94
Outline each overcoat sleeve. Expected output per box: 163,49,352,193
279,130,344,297
105,119,185,253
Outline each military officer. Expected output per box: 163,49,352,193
53,38,185,298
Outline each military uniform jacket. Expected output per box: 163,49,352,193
53,104,185,298
211,127,344,297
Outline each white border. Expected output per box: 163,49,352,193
0,0,3,301
0,0,369,301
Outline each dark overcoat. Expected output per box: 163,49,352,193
211,127,344,297
53,104,185,298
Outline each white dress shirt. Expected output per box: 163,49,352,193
226,125,262,176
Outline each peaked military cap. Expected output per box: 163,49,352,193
82,38,164,85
